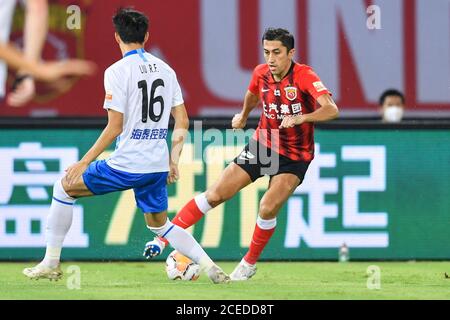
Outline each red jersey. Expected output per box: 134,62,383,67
248,62,331,162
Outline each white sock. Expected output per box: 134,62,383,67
43,247,62,268
42,179,75,268
148,219,215,271
194,192,212,214
256,216,277,230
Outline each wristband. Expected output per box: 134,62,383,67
11,74,32,91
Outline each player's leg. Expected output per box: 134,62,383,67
176,161,252,227
23,174,93,280
230,173,300,280
144,212,229,284
137,172,229,283
144,162,253,257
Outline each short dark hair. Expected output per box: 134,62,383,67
112,8,149,44
262,28,295,52
379,89,405,106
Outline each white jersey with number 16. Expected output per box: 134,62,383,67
103,49,184,174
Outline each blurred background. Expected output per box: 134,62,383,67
0,0,449,262
1,0,449,118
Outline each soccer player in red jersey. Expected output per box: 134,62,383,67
144,28,339,280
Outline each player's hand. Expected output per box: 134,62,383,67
167,162,179,184
279,115,306,129
7,75,35,107
232,113,247,130
34,59,97,82
64,161,89,187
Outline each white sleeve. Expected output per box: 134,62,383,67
172,73,184,107
103,68,126,113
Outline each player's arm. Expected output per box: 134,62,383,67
65,109,123,186
304,93,339,122
168,104,189,184
23,0,49,62
0,42,95,82
280,94,339,128
0,43,40,73
7,0,49,106
232,90,259,129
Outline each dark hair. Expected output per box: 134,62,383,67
112,8,149,44
262,28,295,52
379,89,405,106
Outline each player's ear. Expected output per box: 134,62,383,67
288,48,296,59
143,32,149,45
114,32,122,45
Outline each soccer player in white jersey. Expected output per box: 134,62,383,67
23,8,230,284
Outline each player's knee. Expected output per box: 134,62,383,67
259,201,279,219
205,190,229,208
146,217,172,237
65,190,77,198
59,179,75,198
53,179,76,201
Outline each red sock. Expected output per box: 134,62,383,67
244,224,276,265
159,198,204,246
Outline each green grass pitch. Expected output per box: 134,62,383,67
1,261,449,300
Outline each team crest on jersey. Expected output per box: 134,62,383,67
284,86,297,101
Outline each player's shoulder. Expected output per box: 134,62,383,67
294,63,315,74
104,58,128,76
253,63,269,76
293,63,320,81
145,53,177,76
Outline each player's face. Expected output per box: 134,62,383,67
263,40,295,77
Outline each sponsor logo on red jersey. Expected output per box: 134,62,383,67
313,81,327,92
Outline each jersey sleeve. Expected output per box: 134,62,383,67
172,72,184,107
300,67,332,100
247,67,260,95
103,67,126,113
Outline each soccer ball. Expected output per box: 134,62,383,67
165,250,200,281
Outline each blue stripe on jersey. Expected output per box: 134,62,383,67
123,49,139,58
137,48,149,62
123,48,148,62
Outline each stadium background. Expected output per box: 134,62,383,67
0,0,449,262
